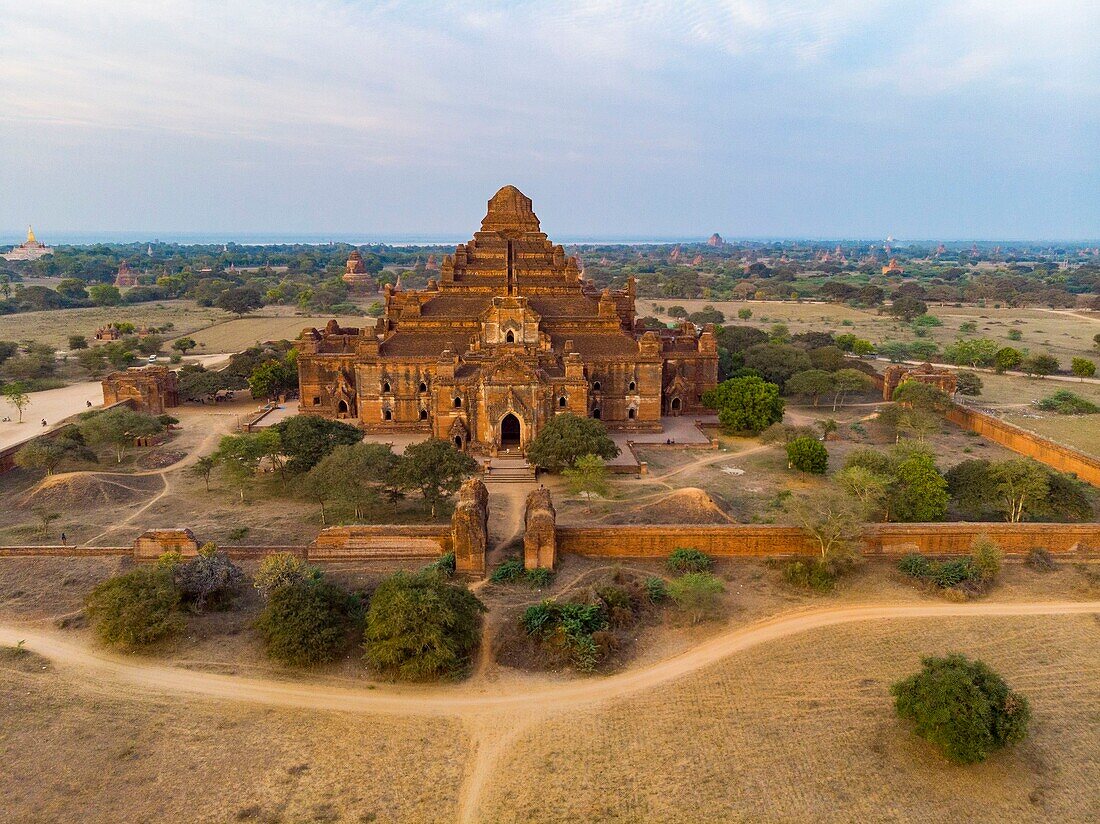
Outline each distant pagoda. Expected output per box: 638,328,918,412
3,225,54,261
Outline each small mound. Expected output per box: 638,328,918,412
617,487,732,525
22,473,159,509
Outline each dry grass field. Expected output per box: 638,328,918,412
181,313,366,353
482,613,1100,823
639,299,1100,365
0,300,230,349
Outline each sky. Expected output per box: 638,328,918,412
1,0,1097,241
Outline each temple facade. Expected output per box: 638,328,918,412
296,186,717,455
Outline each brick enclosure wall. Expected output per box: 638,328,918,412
946,405,1100,486
557,522,1100,559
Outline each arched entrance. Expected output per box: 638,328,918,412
337,399,349,415
500,413,521,449
670,397,682,415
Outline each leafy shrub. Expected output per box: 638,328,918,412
253,552,317,594
786,435,828,474
428,551,456,576
173,542,245,612
521,600,608,672
1035,390,1098,415
783,557,837,592
85,565,182,648
667,547,713,574
364,570,485,680
255,580,353,666
667,572,725,623
526,567,554,588
644,576,669,603
931,558,975,589
969,536,1002,583
1025,548,1056,572
891,654,1031,763
897,553,933,580
490,557,525,583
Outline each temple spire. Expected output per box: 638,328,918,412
27,225,36,243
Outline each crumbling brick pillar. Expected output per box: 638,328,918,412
452,477,489,576
523,488,557,570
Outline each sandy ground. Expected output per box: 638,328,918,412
0,381,102,450
1,599,1096,823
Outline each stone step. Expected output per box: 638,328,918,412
485,458,537,483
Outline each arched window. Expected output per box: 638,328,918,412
382,382,390,393
505,330,515,343
453,396,462,408
420,409,428,420
628,407,636,419
592,407,601,420
592,380,602,391
337,400,349,414
419,381,427,393
383,409,393,421
558,396,567,408
628,381,636,392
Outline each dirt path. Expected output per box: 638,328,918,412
2,600,1094,716
3,599,1095,822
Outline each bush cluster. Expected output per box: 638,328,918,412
897,536,1002,597
490,557,555,587
254,578,355,667
85,546,246,649
522,600,608,672
892,653,1031,763
667,548,713,574
781,557,838,592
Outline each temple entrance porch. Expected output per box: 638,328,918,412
499,413,521,450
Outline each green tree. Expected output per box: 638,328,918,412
702,375,784,434
787,489,863,562
273,415,363,474
67,334,88,350
890,446,949,522
254,553,319,594
742,343,811,390
255,579,353,666
211,432,271,501
14,439,70,475
172,542,245,613
988,459,1049,523
306,442,397,520
525,413,619,472
891,654,1030,763
1021,353,1058,377
954,370,983,396
2,381,30,423
391,438,478,517
85,565,182,649
56,278,88,300
189,455,217,492
215,286,263,316
836,465,891,519
830,368,872,410
877,341,912,363
785,436,827,473
737,307,752,320
171,337,197,354
943,338,998,367
785,369,834,406
87,283,122,306
993,346,1023,373
1070,357,1096,379
889,296,927,321
363,569,486,680
80,407,162,463
892,380,953,412
248,356,297,399
563,453,609,508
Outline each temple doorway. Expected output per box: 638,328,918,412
337,399,349,415
500,413,521,449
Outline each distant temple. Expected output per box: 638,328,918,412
707,233,725,247
881,257,904,275
114,261,138,287
297,186,717,455
3,226,54,261
341,250,375,291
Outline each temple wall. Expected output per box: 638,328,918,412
557,522,1100,558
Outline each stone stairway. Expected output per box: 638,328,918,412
485,456,536,483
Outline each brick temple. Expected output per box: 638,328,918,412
296,186,717,455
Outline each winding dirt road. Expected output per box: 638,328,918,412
3,600,1095,718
